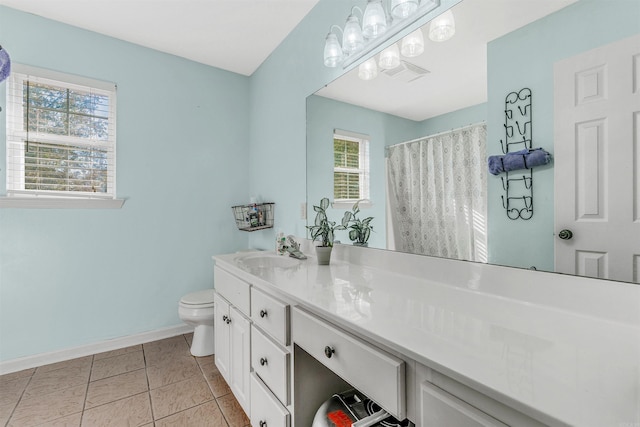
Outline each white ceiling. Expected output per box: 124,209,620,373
316,0,576,121
0,0,320,76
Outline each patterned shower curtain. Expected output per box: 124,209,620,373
385,124,487,262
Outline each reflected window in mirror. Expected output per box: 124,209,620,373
333,130,370,205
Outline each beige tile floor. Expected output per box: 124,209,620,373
0,333,250,427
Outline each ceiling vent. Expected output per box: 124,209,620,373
381,60,430,83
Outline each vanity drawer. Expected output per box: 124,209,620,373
214,267,250,316
251,325,290,405
421,382,508,427
292,307,406,420
251,287,290,345
251,373,290,427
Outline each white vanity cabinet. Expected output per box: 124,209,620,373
214,264,293,427
213,249,627,427
213,267,252,416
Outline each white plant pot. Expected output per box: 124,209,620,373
315,246,333,265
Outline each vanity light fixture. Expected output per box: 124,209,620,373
323,0,441,69
390,0,419,20
323,25,344,67
428,9,455,42
362,0,388,39
378,43,400,70
342,7,365,55
400,28,425,57
358,57,378,80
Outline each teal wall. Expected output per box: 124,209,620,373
486,0,640,271
0,6,251,361
306,95,422,249
306,95,486,250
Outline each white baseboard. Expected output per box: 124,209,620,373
0,324,194,375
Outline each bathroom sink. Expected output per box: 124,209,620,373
237,252,300,270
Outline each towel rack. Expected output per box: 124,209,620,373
500,88,534,220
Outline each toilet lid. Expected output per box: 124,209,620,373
181,289,215,305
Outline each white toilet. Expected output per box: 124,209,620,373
178,289,215,357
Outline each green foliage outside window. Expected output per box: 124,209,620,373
334,137,361,200
22,81,110,193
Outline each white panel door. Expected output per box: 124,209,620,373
554,34,640,283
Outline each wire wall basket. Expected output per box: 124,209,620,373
232,202,274,231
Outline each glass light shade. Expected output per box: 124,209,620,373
362,0,387,39
323,33,343,67
342,15,364,55
390,0,419,20
401,29,424,57
378,44,400,70
429,9,456,42
358,58,378,80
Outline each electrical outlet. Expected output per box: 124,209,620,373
300,202,307,220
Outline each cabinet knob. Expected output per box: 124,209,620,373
222,315,228,322
259,357,268,366
260,309,268,318
558,229,573,240
259,421,267,427
226,317,231,324
324,346,335,359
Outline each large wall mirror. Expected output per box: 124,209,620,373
307,0,640,284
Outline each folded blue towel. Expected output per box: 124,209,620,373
0,46,10,83
488,148,551,175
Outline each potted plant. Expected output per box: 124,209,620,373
307,197,350,265
345,200,374,247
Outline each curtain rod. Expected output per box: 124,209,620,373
386,121,486,152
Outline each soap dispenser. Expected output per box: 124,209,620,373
276,231,287,255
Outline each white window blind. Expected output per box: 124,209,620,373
6,64,117,199
333,129,370,203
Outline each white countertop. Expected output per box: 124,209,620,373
213,245,640,427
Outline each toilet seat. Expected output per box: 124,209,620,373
180,289,215,306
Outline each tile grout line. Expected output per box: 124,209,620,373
4,370,35,426
142,342,157,426
196,356,230,427
78,355,95,426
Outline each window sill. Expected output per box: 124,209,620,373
332,200,372,210
0,197,126,209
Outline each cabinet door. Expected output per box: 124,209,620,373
214,296,231,382
230,305,251,417
421,382,508,427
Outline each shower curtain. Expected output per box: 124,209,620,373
385,124,487,262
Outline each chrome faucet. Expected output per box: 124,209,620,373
286,235,307,259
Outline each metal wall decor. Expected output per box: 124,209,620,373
500,88,534,220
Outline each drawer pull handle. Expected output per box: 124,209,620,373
260,309,268,318
259,421,267,427
259,357,268,366
324,346,335,358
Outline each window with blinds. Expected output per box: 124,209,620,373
333,130,370,203
5,64,116,199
